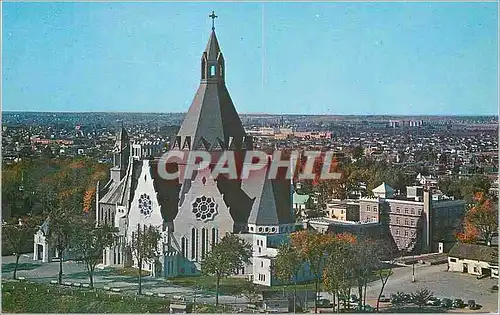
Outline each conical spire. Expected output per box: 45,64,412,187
175,13,247,151
205,30,221,61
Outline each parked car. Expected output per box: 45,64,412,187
440,298,453,308
468,300,479,310
453,299,466,308
491,285,498,292
379,295,391,303
426,297,441,306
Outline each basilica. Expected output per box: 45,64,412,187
92,21,301,286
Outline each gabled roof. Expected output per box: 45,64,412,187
242,170,294,226
448,243,498,265
39,217,50,235
373,182,394,194
293,191,310,205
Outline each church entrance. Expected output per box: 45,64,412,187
36,244,43,260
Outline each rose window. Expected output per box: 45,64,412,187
138,194,153,217
192,196,217,221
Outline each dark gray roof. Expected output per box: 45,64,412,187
205,30,220,61
448,243,498,265
149,159,181,221
39,217,49,235
100,177,127,204
176,30,246,149
242,171,294,226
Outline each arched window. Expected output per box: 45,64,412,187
201,228,206,259
191,228,196,260
181,237,186,258
210,65,216,76
211,227,216,248
201,58,206,79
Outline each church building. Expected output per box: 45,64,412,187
93,15,303,286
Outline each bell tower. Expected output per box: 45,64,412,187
200,12,225,84
174,12,249,152
110,126,130,183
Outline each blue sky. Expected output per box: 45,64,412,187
2,2,498,115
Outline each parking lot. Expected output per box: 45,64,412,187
359,263,498,312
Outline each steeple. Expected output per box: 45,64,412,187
201,30,225,83
174,12,249,151
111,126,130,183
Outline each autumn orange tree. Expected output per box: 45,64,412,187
290,230,334,313
2,158,110,275
456,192,498,246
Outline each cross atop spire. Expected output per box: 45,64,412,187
209,10,218,31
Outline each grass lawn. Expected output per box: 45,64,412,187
169,275,325,296
168,276,249,295
1,280,170,313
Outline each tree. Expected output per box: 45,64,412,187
467,193,498,246
240,281,261,306
375,269,393,311
323,234,357,313
274,243,303,313
410,288,434,309
2,216,40,279
351,146,364,160
390,292,407,308
130,224,162,295
374,243,396,312
71,218,117,288
48,206,77,285
351,238,379,309
457,192,498,246
290,230,333,313
201,234,252,306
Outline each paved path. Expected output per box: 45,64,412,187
1,254,248,305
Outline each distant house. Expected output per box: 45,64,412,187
448,243,498,279
293,191,311,217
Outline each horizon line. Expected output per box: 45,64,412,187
1,110,498,117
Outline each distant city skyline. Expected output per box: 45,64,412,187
2,2,498,115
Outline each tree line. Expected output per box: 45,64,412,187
274,230,397,314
